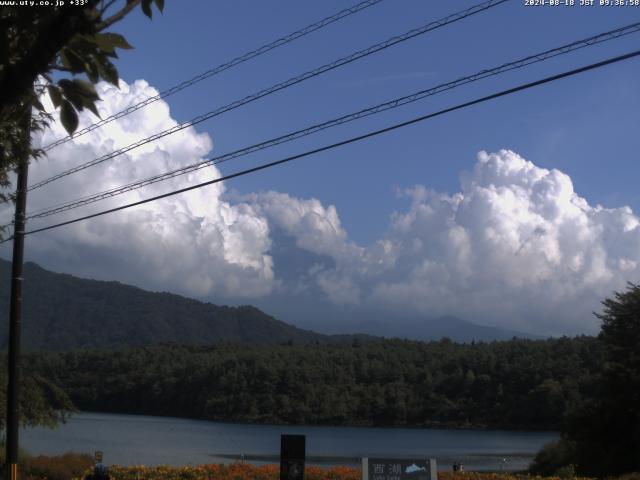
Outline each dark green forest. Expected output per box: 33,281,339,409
25,336,600,430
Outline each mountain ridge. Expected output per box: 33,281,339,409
0,259,353,350
325,314,543,342
0,258,537,350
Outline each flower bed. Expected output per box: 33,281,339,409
85,465,596,480
106,463,359,480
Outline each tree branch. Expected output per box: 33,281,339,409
95,0,141,32
100,0,119,15
0,11,80,113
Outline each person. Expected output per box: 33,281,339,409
453,462,459,472
85,462,110,480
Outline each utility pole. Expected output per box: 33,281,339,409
5,108,31,480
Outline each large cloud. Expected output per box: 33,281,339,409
273,150,639,335
1,80,638,335
1,80,276,298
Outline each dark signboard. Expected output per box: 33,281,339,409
362,458,437,480
280,434,305,480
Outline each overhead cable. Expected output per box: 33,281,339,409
23,21,640,221
29,0,509,191
41,0,388,152
5,48,637,242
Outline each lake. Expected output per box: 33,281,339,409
21,412,557,471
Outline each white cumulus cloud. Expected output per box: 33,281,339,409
1,79,638,336
1,79,276,298
299,150,640,335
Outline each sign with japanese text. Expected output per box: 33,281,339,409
362,458,437,480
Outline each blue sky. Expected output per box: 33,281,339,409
3,0,640,337
112,0,640,243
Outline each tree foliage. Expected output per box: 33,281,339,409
0,0,164,425
25,336,600,430
531,283,640,477
0,0,164,208
0,358,75,430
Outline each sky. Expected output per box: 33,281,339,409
2,0,640,337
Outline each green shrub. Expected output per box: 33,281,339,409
611,474,640,480
24,452,93,480
555,464,577,479
529,439,576,476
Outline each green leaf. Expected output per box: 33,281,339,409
58,80,85,111
47,86,62,108
72,79,100,101
84,56,100,83
93,32,133,52
96,56,119,87
67,83,101,118
64,94,85,112
89,38,115,54
57,79,73,90
60,48,85,73
67,34,99,56
154,0,164,12
60,100,78,135
58,79,78,100
83,100,101,118
141,0,153,18
32,97,46,112
103,49,119,59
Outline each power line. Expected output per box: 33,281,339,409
29,0,509,191
23,21,640,221
5,48,637,243
40,0,387,152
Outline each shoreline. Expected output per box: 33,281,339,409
71,409,560,434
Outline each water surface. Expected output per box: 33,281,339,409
21,412,557,471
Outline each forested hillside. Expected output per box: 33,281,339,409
0,259,371,349
26,336,600,430
0,259,539,349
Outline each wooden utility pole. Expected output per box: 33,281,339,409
5,109,31,480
